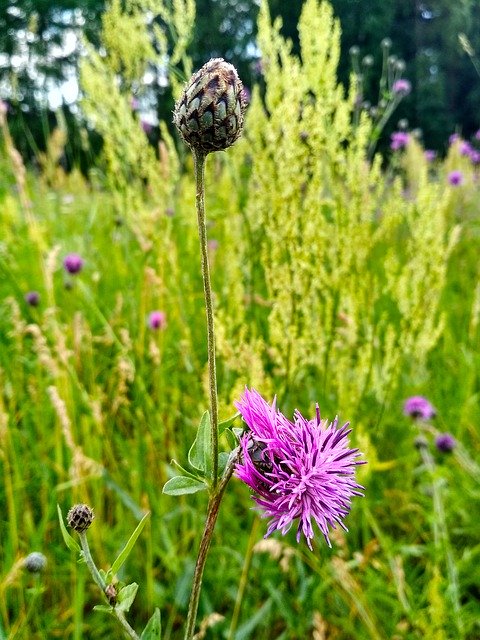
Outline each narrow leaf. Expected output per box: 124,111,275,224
110,512,150,579
93,604,114,614
218,412,240,435
162,476,207,496
141,608,162,639
57,504,81,553
116,582,139,613
187,411,212,474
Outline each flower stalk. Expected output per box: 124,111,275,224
193,149,219,486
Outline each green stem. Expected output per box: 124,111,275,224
184,453,238,640
193,150,219,486
78,533,140,640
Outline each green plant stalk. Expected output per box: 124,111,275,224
78,533,140,640
193,149,219,485
184,456,238,640
418,445,464,637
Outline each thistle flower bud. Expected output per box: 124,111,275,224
23,552,47,574
67,503,95,533
173,58,246,154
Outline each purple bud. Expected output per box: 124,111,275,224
448,170,463,186
424,149,437,162
148,310,167,330
449,133,461,146
63,253,84,274
470,150,480,165
392,79,411,96
390,131,409,150
25,291,40,307
460,141,472,156
403,396,436,420
435,433,456,453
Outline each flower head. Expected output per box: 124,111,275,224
63,253,84,274
475,130,480,141
435,432,456,453
148,310,167,330
470,150,480,165
390,131,409,150
173,58,246,154
392,79,411,96
448,170,463,186
23,552,47,574
67,504,94,533
25,291,40,307
403,395,436,420
449,133,460,146
424,149,437,162
235,388,365,549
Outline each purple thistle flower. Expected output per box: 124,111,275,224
392,79,411,96
390,131,409,150
25,291,40,307
470,150,480,165
148,310,166,330
63,253,84,274
435,433,456,453
234,388,365,550
449,133,461,146
475,130,480,141
403,396,436,420
424,149,437,162
460,141,472,156
448,170,464,186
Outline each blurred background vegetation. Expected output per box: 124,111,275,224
1,0,480,166
1,0,480,638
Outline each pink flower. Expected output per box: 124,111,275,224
392,79,411,96
63,253,84,274
148,310,167,330
235,388,365,549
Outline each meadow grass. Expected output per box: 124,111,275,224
1,1,480,638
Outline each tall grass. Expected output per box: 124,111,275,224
1,0,480,638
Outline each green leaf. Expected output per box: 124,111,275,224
93,604,114,614
116,582,139,613
141,608,162,639
218,412,240,434
217,451,231,475
110,512,150,580
188,411,212,475
57,505,81,554
162,476,207,496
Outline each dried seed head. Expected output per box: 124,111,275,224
23,552,47,574
174,58,246,154
67,503,95,533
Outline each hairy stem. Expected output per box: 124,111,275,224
78,533,140,640
193,149,219,485
184,455,238,640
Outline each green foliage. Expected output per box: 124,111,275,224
1,1,480,639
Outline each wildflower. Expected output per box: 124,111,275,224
25,291,40,307
475,130,480,141
67,504,95,533
23,552,47,574
141,120,153,135
403,396,436,420
390,131,409,150
460,141,472,156
174,58,246,154
448,170,463,186
148,310,167,330
63,253,84,274
424,149,437,162
392,79,411,96
470,150,480,165
435,433,456,453
449,133,460,146
235,388,365,549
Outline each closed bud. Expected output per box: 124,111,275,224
174,58,246,155
23,552,47,574
67,503,95,533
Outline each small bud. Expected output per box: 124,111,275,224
362,55,374,68
414,435,429,450
381,38,392,50
349,45,360,58
105,584,117,605
23,552,47,574
174,58,246,154
67,504,95,533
